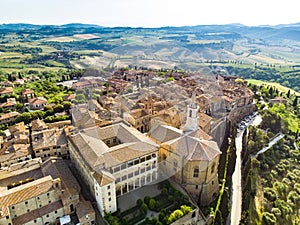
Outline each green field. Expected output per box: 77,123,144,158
247,79,300,96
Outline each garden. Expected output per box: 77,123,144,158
104,181,195,225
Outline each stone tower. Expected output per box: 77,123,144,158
184,93,199,132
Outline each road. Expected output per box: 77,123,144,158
228,114,262,225
254,133,285,158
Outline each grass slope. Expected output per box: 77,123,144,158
247,79,300,96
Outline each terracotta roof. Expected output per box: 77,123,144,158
0,144,31,163
63,93,76,101
188,128,212,141
0,112,20,121
8,122,27,134
0,100,16,108
41,158,80,193
28,97,47,105
0,87,13,95
0,158,42,186
32,128,67,150
76,200,95,219
0,176,55,218
21,89,34,96
198,113,212,130
68,123,158,169
149,124,182,143
104,142,157,167
93,170,115,186
70,105,98,128
163,132,221,162
72,81,91,89
31,119,48,131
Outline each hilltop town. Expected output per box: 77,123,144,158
0,68,255,225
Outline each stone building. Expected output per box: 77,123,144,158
21,89,34,101
0,157,86,225
123,108,150,133
28,97,47,110
76,200,96,225
149,94,221,205
31,127,69,161
67,122,159,216
0,98,17,112
0,112,20,125
0,122,31,168
0,87,13,97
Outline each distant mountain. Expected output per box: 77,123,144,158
1,22,300,41
1,22,300,69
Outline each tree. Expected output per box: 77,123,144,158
15,112,32,124
136,198,143,206
167,209,184,224
220,189,229,220
180,205,192,215
149,199,156,210
287,90,291,98
262,212,276,225
141,203,148,214
53,104,64,113
144,196,151,205
264,187,278,202
293,96,298,108
214,209,223,225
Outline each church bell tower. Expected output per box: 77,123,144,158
184,93,199,132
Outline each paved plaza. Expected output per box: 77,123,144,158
117,183,161,212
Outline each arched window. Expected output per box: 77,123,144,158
189,109,192,117
193,167,199,177
211,163,216,174
162,154,167,165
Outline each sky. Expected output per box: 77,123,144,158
1,0,300,27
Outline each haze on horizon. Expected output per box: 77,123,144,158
1,0,300,28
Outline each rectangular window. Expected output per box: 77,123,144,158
193,168,199,178
127,160,134,167
173,161,178,172
114,166,120,173
134,159,140,165
121,163,126,170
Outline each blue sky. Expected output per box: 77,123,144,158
1,0,300,27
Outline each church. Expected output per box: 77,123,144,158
148,93,222,205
